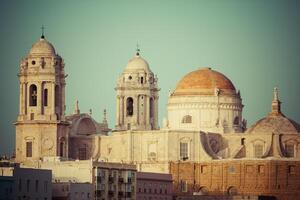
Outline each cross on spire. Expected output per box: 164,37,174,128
41,25,45,39
136,43,140,56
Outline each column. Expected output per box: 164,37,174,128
37,82,42,115
19,83,23,115
51,82,55,116
116,96,120,126
146,96,150,127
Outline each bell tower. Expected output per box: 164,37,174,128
115,48,159,131
15,32,69,165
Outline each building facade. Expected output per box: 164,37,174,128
137,172,173,200
52,182,94,200
0,161,52,200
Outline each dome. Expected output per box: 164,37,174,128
247,114,300,134
125,54,150,71
29,37,56,56
173,67,236,96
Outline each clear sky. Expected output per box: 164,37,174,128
0,0,300,155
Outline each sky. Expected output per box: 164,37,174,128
0,0,300,156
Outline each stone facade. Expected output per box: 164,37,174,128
170,160,300,200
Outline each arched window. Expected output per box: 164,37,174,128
140,77,144,84
180,142,189,160
43,89,48,106
233,116,239,125
150,98,154,118
55,85,59,107
241,138,245,145
285,144,294,157
182,115,192,123
59,138,65,157
126,97,133,116
29,84,37,106
254,144,263,158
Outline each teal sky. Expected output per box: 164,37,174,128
0,0,300,155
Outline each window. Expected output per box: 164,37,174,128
32,60,36,65
181,115,192,123
29,84,37,106
141,77,144,84
18,179,22,192
201,165,208,174
180,180,187,192
241,138,245,145
126,97,133,116
286,144,294,157
288,165,296,174
26,180,30,192
254,144,263,158
233,116,239,125
78,145,87,160
43,89,48,106
26,142,32,157
35,180,39,192
180,142,188,160
44,181,48,193
258,165,265,173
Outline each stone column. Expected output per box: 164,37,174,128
61,83,66,117
154,96,159,129
116,96,120,126
146,96,150,127
51,82,55,117
37,81,42,115
19,83,23,115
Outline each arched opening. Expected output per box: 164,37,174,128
182,115,192,123
140,77,144,84
126,97,133,116
43,89,48,106
59,138,65,157
233,116,239,125
29,84,37,106
55,85,59,107
227,186,238,196
150,97,154,118
198,187,209,195
241,138,245,145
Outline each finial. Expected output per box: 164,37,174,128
271,87,281,115
89,109,92,115
74,100,80,114
273,87,279,101
103,109,108,124
41,25,45,39
136,43,140,56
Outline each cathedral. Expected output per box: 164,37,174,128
15,34,300,199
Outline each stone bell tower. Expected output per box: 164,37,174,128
115,48,159,131
15,32,69,165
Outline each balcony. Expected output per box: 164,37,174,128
108,176,114,183
108,190,114,196
118,191,124,197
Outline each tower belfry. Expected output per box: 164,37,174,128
15,33,69,164
115,49,159,131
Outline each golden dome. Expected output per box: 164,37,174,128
173,67,236,96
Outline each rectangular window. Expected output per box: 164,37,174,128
35,180,39,192
180,142,188,160
258,165,265,174
181,180,188,192
18,179,22,192
43,89,48,106
288,165,296,174
26,142,32,157
254,144,263,158
26,180,30,192
78,147,86,160
44,181,48,193
286,145,294,157
200,165,207,174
